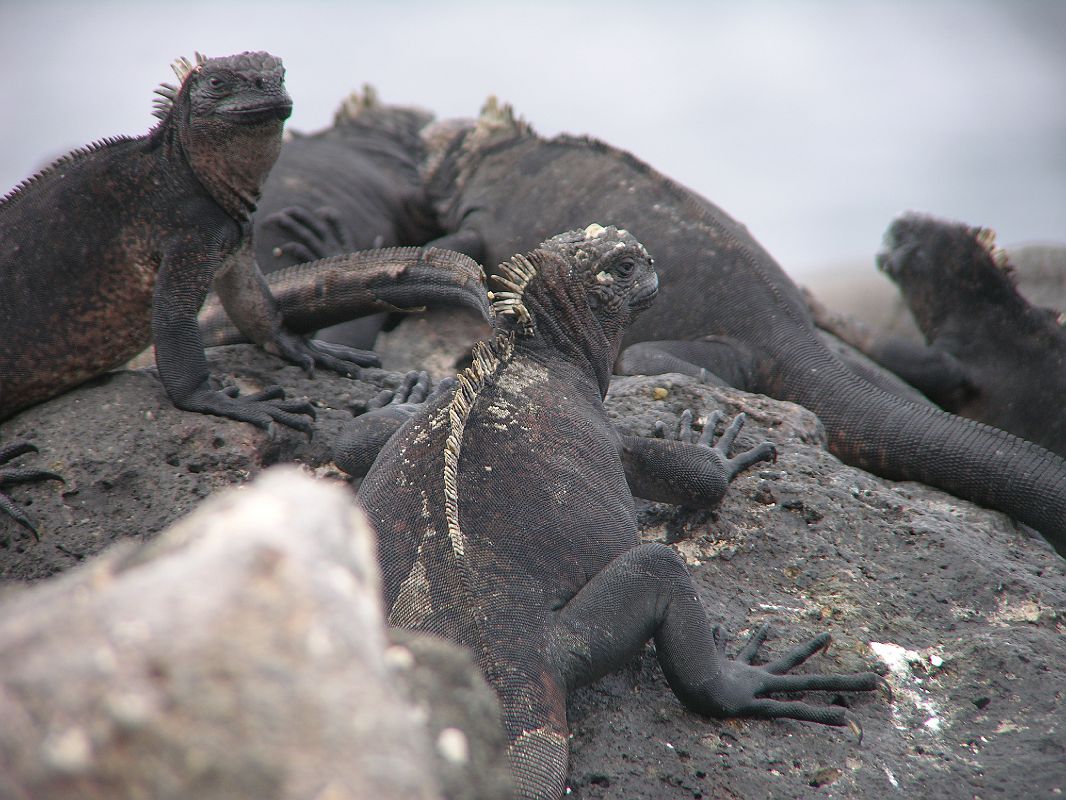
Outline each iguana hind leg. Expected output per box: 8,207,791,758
0,441,63,538
550,543,879,730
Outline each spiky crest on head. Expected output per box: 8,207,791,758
330,84,435,149
973,225,1011,273
468,95,533,152
421,95,534,202
488,252,539,336
150,51,285,122
152,52,208,120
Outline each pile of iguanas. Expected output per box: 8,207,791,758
1,50,1062,800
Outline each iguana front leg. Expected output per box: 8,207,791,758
334,371,455,478
550,542,880,734
620,409,775,506
0,440,63,538
154,239,316,433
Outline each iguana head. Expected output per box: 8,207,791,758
153,51,291,220
877,212,1020,336
490,224,657,394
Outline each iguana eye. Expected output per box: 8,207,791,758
614,258,636,276
207,76,224,89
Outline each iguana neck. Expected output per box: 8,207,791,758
509,255,620,399
182,116,284,221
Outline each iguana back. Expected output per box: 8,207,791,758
356,226,880,798
422,105,1066,552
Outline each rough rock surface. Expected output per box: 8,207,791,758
1,344,1063,798
0,467,510,799
0,346,386,580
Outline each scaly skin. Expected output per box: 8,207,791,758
351,226,881,799
417,101,1066,554
0,51,371,532
199,246,491,349
862,213,1066,460
0,51,373,428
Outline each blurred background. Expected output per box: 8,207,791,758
2,1,1064,296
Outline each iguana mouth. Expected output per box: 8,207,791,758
217,103,293,124
630,273,659,309
875,239,920,280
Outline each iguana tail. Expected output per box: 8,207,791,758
775,346,1066,554
199,247,490,346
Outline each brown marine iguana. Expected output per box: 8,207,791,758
839,213,1066,461
1,51,359,428
413,100,1066,553
252,87,445,347
350,225,881,799
0,53,472,533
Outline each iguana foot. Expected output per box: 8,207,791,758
269,330,382,378
364,369,455,414
0,441,64,538
262,205,353,263
700,624,880,727
334,371,456,478
177,385,316,435
656,409,777,477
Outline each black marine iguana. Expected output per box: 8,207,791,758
252,87,444,346
837,213,1066,461
413,100,1066,552
350,225,881,799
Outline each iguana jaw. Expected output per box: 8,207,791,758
214,102,293,125
629,271,659,311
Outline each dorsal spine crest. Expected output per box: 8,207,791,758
443,332,515,565
333,83,379,125
488,252,538,336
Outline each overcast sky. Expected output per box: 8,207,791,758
2,1,1063,281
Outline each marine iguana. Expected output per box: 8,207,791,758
852,213,1066,459
351,225,881,799
252,87,444,346
415,100,1066,552
0,50,377,430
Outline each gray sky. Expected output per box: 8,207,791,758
2,1,1064,280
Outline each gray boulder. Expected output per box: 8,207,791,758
0,466,512,799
